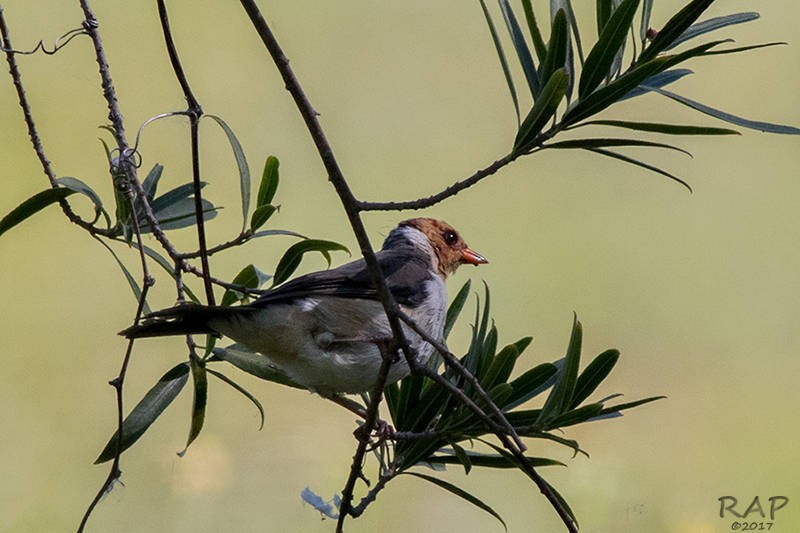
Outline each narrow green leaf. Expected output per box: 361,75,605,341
131,241,201,304
206,367,265,430
539,9,568,85
249,204,277,232
571,349,620,408
597,395,666,417
619,68,693,100
580,119,739,136
147,198,219,232
93,236,151,314
551,0,584,64
141,163,164,201
651,87,800,135
521,0,548,63
221,264,271,307
178,358,208,457
514,68,568,152
480,0,521,124
206,114,251,232
95,363,190,463
444,279,471,339
498,0,540,98
546,137,692,157
580,0,641,98
404,472,507,530
0,187,75,238
148,182,206,213
257,156,280,206
56,177,109,227
563,40,726,126
638,0,714,63
481,345,519,390
666,12,759,50
586,147,693,191
427,452,563,469
488,382,514,406
211,345,305,390
701,42,787,57
639,0,654,42
504,362,558,410
537,316,582,425
547,403,605,429
596,0,612,36
271,239,350,287
450,442,472,474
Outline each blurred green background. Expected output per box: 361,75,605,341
1,1,797,532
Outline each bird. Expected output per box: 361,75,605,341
121,218,487,395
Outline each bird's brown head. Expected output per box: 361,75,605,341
399,218,488,278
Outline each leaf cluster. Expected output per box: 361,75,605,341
378,281,662,526
482,0,798,190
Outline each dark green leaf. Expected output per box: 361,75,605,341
444,279,471,339
579,119,739,136
580,0,640,98
516,429,588,458
571,349,619,408
639,0,654,42
620,68,693,100
257,156,280,206
178,358,207,457
504,362,558,410
539,9,568,85
124,240,201,304
206,367,265,430
95,363,190,463
450,442,472,474
0,187,75,238
586,147,693,192
701,42,787,56
93,236,150,314
148,198,218,231
546,137,692,157
221,264,271,307
498,0,540,98
596,0,612,36
564,40,726,126
404,472,507,530
488,382,514,406
514,68,568,152
638,0,714,63
480,0,521,124
521,0,548,63
206,115,250,232
141,163,164,201
666,12,759,50
552,0,584,64
211,345,305,390
481,344,519,390
250,204,277,232
56,177,109,227
547,403,605,429
537,316,582,425
598,395,666,417
427,452,563,469
271,239,350,287
148,182,204,214
651,87,800,135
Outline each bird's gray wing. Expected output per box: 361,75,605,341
250,247,434,308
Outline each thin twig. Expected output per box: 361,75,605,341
356,152,519,212
155,0,215,305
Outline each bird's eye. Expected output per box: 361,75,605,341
443,230,458,245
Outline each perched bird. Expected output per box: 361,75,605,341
122,218,487,395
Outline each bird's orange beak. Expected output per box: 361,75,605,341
461,247,488,266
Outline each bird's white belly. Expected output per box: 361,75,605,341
211,290,445,395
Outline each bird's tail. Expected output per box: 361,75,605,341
120,303,238,339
